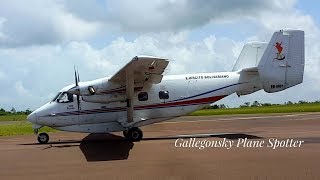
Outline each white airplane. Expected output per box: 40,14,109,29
27,30,305,144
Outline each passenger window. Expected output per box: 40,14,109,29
138,92,148,101
57,92,74,103
159,91,169,99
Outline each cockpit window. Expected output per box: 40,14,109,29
57,92,74,103
51,92,61,102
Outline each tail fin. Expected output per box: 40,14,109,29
258,30,305,93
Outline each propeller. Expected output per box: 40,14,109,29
74,66,80,111
68,66,96,110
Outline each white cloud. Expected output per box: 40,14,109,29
1,0,320,110
0,0,298,48
14,81,31,97
0,32,240,110
258,7,320,90
53,11,101,41
0,0,101,47
64,0,296,33
0,17,7,39
218,3,320,107
100,32,238,74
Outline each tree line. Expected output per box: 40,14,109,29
1,99,320,114
0,108,32,116
203,100,320,110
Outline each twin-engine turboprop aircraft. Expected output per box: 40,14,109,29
27,30,305,144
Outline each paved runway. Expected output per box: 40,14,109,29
1,113,320,180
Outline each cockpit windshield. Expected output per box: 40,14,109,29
51,92,61,102
56,92,74,103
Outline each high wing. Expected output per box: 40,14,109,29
109,56,169,125
109,56,169,85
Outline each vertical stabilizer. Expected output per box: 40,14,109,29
257,30,305,93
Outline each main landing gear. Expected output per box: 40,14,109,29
123,127,143,142
34,129,49,144
32,127,142,144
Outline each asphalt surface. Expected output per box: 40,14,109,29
1,113,320,180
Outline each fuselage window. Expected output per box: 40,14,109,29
159,90,169,99
57,92,74,103
138,92,148,101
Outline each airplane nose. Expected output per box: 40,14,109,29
27,112,37,123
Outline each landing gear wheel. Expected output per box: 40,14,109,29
37,132,49,144
127,127,143,142
123,130,129,138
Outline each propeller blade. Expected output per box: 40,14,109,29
74,66,80,111
77,69,80,83
74,66,78,86
76,94,80,111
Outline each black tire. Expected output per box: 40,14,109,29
37,132,49,144
127,127,143,142
123,130,128,138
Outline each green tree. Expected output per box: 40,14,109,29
0,108,6,115
219,104,226,109
212,104,219,109
286,101,293,105
298,100,308,104
25,109,32,115
10,107,16,114
251,101,261,107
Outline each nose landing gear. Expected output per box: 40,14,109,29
33,128,49,144
37,133,49,144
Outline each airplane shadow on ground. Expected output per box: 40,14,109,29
143,133,262,141
21,132,262,162
19,133,134,162
79,134,134,162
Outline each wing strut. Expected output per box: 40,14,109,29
126,68,134,123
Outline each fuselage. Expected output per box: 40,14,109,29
28,71,246,133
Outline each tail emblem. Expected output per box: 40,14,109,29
274,42,285,60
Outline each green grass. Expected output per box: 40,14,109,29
0,114,27,121
190,103,320,116
0,121,58,136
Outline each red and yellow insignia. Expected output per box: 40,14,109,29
274,42,285,60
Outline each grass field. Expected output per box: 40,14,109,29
0,114,27,121
190,103,320,116
0,121,57,136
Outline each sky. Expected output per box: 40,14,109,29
0,0,319,110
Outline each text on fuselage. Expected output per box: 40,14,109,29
185,75,229,80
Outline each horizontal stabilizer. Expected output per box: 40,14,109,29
233,42,267,71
